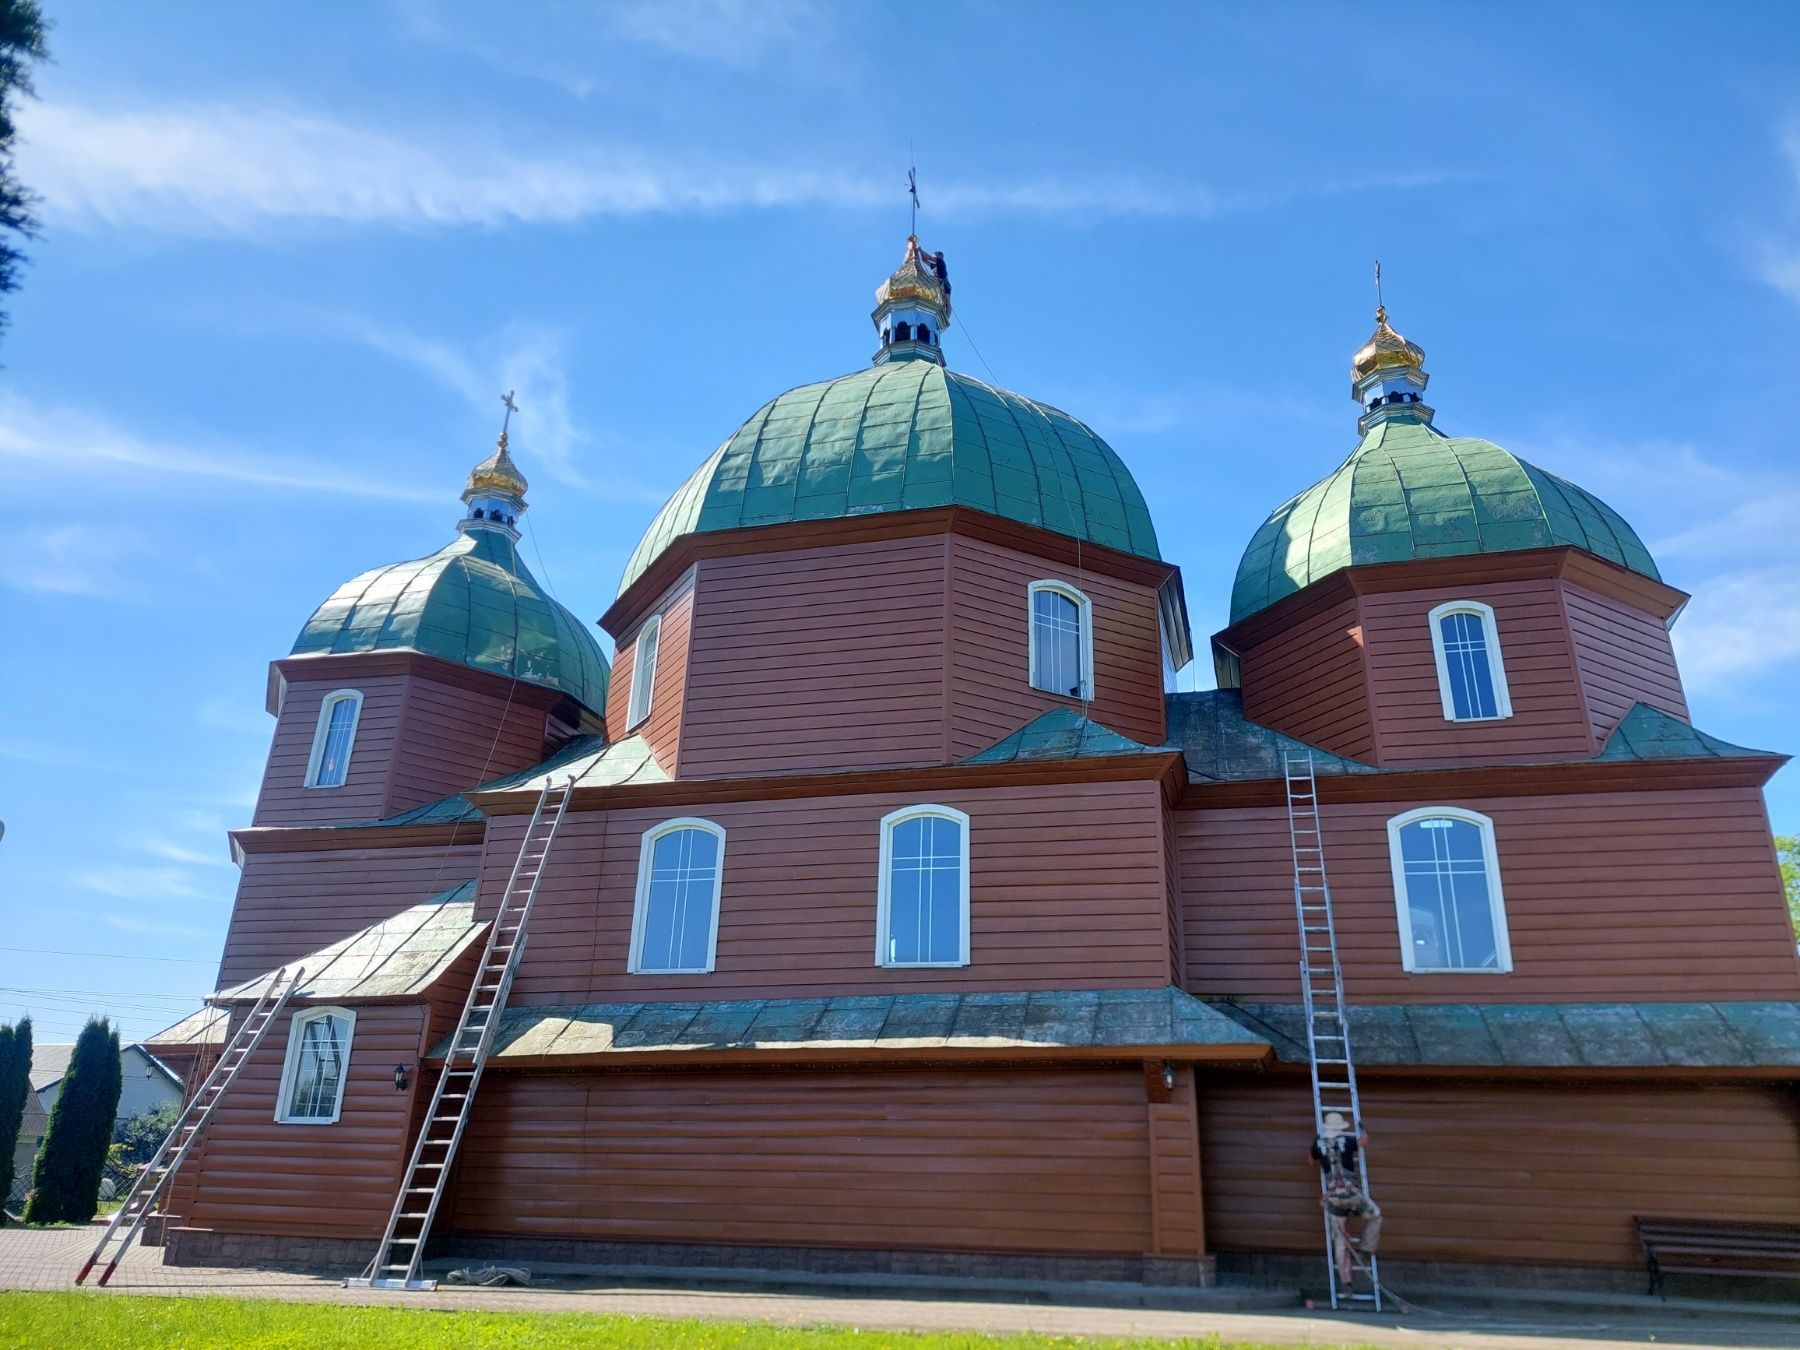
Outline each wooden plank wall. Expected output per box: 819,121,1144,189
608,570,696,776
442,1067,1154,1256
387,675,553,813
1360,577,1595,766
946,534,1166,755
1178,787,1800,1003
1239,594,1375,763
253,675,408,827
481,780,1172,1004
677,540,946,776
1200,1076,1800,1268
220,844,480,987
1563,582,1689,742
1147,1066,1206,1259
177,1004,430,1240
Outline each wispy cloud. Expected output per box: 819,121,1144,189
18,99,1464,237
0,524,148,599
77,865,228,904
0,392,439,501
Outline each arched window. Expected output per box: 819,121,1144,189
1427,601,1511,721
1027,580,1093,699
627,614,661,729
894,321,912,341
917,323,932,344
304,689,362,788
1387,808,1512,973
876,805,970,968
629,819,726,974
275,1006,356,1124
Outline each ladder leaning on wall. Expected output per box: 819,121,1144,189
349,776,575,1291
74,965,305,1286
1283,751,1381,1312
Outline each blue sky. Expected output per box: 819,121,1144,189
5,1,1800,1042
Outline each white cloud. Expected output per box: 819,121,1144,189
77,865,227,904
17,99,1462,237
0,524,146,599
1671,565,1800,693
607,0,819,66
0,392,439,501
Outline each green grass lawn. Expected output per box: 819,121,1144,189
0,1292,1324,1349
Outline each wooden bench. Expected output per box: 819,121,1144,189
1635,1217,1800,1297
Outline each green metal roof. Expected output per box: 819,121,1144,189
292,529,610,713
963,708,1170,765
1597,702,1780,762
1166,690,1377,782
1220,1001,1800,1069
619,361,1160,596
459,986,1268,1063
1229,414,1660,624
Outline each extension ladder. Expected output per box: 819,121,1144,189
350,778,574,1291
75,965,305,1286
1283,752,1381,1311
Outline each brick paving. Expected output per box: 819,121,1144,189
2,1223,1798,1349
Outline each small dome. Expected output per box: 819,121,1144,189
293,530,610,712
464,432,529,502
620,361,1158,597
1229,415,1660,625
874,235,950,318
1351,305,1425,383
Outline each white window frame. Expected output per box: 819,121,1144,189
627,614,662,730
1427,600,1513,722
1027,579,1094,700
273,1005,356,1125
627,817,727,975
1387,806,1514,974
303,689,363,789
875,804,972,969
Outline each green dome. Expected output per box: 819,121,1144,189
1230,415,1660,625
619,361,1160,596
293,529,610,712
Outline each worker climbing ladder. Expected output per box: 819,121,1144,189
75,965,305,1286
1283,751,1381,1311
350,777,575,1291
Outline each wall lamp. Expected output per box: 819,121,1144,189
1161,1061,1176,1093
394,1063,409,1092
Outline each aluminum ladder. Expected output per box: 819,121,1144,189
350,777,574,1291
75,966,305,1286
1284,751,1381,1311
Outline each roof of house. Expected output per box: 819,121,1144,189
1596,702,1781,762
619,361,1160,597
218,881,485,1003
1229,414,1660,624
142,1004,229,1051
456,986,1269,1064
1165,690,1377,782
962,707,1170,765
29,1042,182,1092
1218,1000,1800,1069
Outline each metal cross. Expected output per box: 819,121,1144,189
908,165,919,237
1374,260,1384,314
500,390,519,437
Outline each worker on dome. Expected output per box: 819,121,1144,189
1311,1112,1382,1286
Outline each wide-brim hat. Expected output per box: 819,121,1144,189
1322,1112,1351,1138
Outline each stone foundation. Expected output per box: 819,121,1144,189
164,1227,373,1272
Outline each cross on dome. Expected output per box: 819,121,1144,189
871,235,951,367
1350,277,1433,433
460,392,530,539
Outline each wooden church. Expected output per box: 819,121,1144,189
142,237,1800,1294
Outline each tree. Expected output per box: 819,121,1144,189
1777,834,1799,939
0,0,48,345
0,1015,30,1221
111,1102,178,1168
24,1017,121,1225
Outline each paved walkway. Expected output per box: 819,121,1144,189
2,1224,1797,1349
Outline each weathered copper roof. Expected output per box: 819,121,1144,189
1230,415,1659,624
620,361,1159,596
962,708,1170,765
1596,702,1780,762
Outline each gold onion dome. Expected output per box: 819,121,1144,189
875,235,949,316
463,431,529,502
1351,305,1425,381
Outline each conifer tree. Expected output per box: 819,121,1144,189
24,1017,121,1225
0,1016,31,1221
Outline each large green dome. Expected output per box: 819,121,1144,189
1230,414,1660,625
619,361,1160,596
293,529,610,712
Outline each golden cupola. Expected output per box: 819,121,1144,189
871,235,952,366
1351,305,1425,382
460,430,530,539
1350,303,1434,433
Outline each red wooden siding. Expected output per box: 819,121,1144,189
253,675,408,827
175,1004,432,1240
946,534,1166,755
607,570,696,776
1238,594,1374,763
386,674,556,813
1201,1077,1800,1268
677,539,947,776
443,1067,1154,1256
480,780,1173,1005
1563,581,1689,742
220,844,480,987
1147,1067,1206,1259
1178,787,1800,1003
1361,577,1595,766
